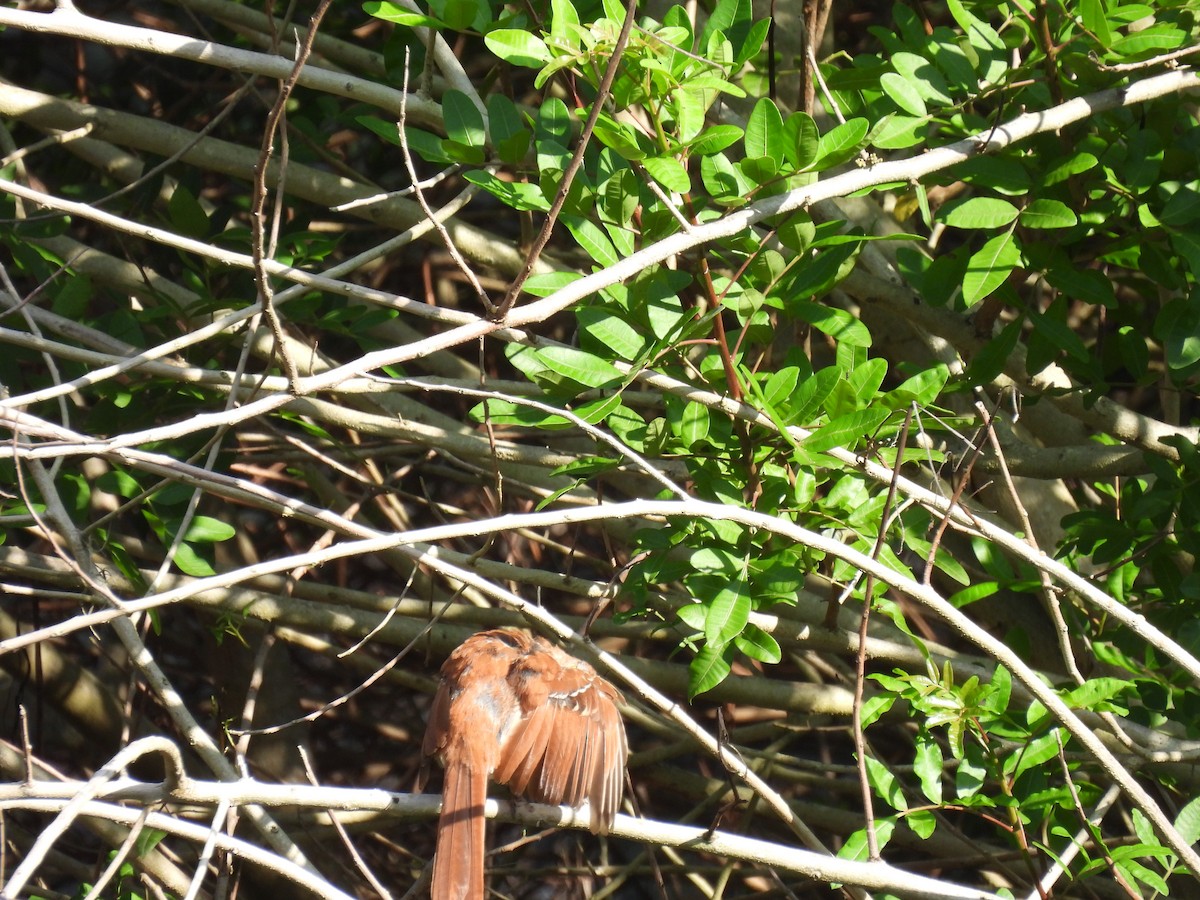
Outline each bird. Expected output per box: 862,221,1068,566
421,628,627,900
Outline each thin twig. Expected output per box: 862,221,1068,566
492,0,641,319
250,0,334,391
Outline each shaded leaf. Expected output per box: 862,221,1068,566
688,643,732,697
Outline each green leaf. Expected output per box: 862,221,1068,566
97,469,142,499
761,366,800,413
671,86,707,142
600,167,639,225
486,94,531,164
604,220,635,259
734,624,781,664
847,357,887,404
563,216,619,267
703,578,751,645
172,542,215,577
883,364,949,407
135,828,169,857
966,317,1020,384
907,809,937,839
574,394,625,425
687,124,744,157
1116,858,1170,896
669,398,710,446
1175,795,1200,845
1029,298,1090,363
790,367,840,424
739,155,777,183
463,170,550,210
914,738,944,804
534,346,624,389
861,694,895,728
1080,0,1112,47
962,231,1020,305
1155,295,1200,374
185,516,235,542
733,17,770,69
372,9,448,28
956,744,988,789
470,398,567,428
945,0,1005,83
643,293,690,341
871,114,928,150
1019,198,1078,229
1045,265,1114,306
890,51,953,104
745,97,785,165
941,197,1019,229
363,1,447,27
577,307,650,361
1007,730,1062,781
537,96,572,146
523,271,583,296
642,155,691,193
1171,231,1200,281
688,643,732,697
865,756,906,810
1044,151,1098,184
400,126,454,164
167,184,210,239
700,151,756,203
676,602,706,631
776,212,816,253
801,407,889,452
1112,23,1186,56
1058,677,1132,711
1159,182,1200,226
812,118,869,170
790,300,872,347
784,112,819,170
699,0,753,51
549,0,580,41
591,114,648,160
442,89,486,162
880,72,928,116
953,156,1032,195
838,819,897,861
449,0,486,29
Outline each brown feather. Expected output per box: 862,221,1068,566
430,758,487,900
424,629,627,898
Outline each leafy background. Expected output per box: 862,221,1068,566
1,0,1199,897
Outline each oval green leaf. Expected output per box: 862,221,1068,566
745,96,785,164
484,29,551,67
963,231,1020,305
1019,199,1078,229
801,407,889,453
941,196,1019,229
881,72,928,116
642,155,691,193
687,124,743,157
534,346,624,388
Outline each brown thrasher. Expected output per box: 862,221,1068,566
421,628,627,900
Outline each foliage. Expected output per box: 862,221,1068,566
0,0,1198,896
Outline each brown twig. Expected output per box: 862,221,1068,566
491,0,640,320
250,0,335,393
852,405,913,860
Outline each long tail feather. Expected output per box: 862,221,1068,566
431,761,488,900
